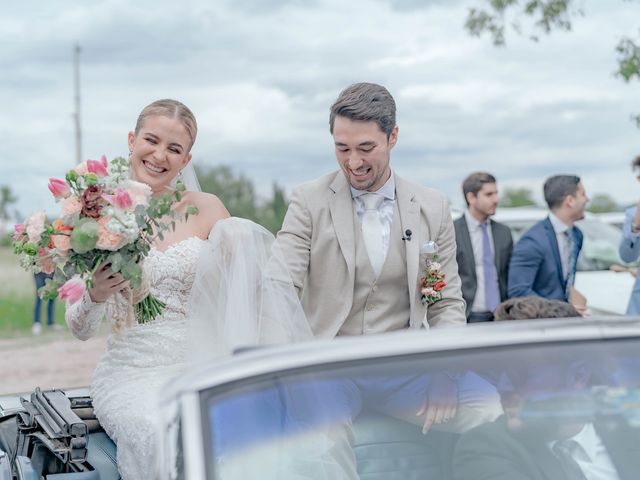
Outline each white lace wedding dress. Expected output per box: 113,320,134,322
66,218,313,479
66,236,203,479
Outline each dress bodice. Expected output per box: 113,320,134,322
144,236,203,324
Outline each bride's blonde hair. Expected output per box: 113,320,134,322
135,99,198,150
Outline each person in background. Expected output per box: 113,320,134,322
508,175,589,315
619,154,640,315
32,271,58,335
454,172,513,322
454,296,637,480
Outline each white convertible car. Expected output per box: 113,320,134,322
2,317,640,479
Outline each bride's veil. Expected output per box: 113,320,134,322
187,217,313,364
186,218,349,479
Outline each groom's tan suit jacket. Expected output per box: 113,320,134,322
277,170,465,338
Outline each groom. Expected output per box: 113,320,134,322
277,82,466,337
275,83,496,476
276,83,484,434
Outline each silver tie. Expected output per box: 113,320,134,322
361,193,385,277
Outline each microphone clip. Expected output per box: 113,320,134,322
402,229,412,241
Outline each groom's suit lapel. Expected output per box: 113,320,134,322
329,173,356,286
396,176,423,325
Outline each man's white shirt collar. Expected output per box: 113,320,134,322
350,172,396,201
464,210,490,230
548,423,620,480
549,212,571,235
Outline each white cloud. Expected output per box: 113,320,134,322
1,0,639,219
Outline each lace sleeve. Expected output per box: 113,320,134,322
65,290,129,340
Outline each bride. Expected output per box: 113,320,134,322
65,99,312,479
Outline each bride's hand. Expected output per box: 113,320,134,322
88,260,129,303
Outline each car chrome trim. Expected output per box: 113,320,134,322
162,317,640,404
181,392,206,480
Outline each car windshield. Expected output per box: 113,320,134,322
200,334,640,479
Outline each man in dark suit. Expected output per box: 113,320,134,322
454,172,513,322
508,175,588,313
453,346,639,480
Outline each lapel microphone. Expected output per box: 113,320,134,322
402,229,412,241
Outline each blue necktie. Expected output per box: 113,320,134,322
480,223,500,312
565,229,577,300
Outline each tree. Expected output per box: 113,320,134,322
465,0,640,126
0,185,17,223
195,165,290,233
0,185,17,243
586,193,619,213
258,183,289,234
499,187,537,207
196,165,259,221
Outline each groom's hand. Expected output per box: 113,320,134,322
416,372,458,434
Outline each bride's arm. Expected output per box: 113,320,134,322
65,291,109,341
65,261,130,340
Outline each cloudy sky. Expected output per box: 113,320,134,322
1,0,638,219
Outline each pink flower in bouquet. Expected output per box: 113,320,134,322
87,155,109,177
48,178,70,199
12,224,24,240
103,188,133,210
38,247,55,274
74,162,88,176
58,276,85,304
127,180,152,207
51,234,71,254
25,211,47,243
61,196,83,217
96,216,127,251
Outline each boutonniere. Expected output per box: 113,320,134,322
419,241,446,306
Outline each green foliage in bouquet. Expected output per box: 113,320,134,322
12,155,199,324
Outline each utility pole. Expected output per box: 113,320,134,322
73,44,82,165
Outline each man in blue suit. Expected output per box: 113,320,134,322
508,175,589,312
619,154,640,315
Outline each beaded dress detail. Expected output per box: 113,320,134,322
66,236,203,479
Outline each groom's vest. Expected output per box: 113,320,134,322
338,201,411,335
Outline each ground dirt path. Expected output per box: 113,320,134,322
0,331,108,395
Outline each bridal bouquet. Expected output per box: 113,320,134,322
12,155,197,324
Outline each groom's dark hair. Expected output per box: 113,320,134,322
329,83,396,139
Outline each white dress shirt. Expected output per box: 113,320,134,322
464,210,496,313
549,423,619,480
351,173,396,259
549,213,572,278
